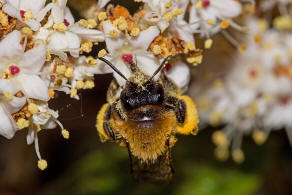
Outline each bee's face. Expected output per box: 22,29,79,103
120,80,164,120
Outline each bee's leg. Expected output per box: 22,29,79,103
113,100,126,121
164,96,186,124
97,104,117,141
103,105,117,140
106,78,120,104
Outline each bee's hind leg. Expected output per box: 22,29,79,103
164,96,186,124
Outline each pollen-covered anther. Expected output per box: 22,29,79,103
9,65,20,75
204,39,213,49
48,89,55,98
81,40,93,53
28,103,39,114
165,2,172,8
109,29,119,38
0,10,8,27
252,130,267,145
98,12,107,21
16,118,30,130
98,49,107,58
38,159,48,170
61,129,70,139
214,147,229,161
117,17,128,31
4,92,13,100
205,19,215,25
212,131,229,147
53,23,67,32
173,9,183,17
238,44,246,53
70,88,77,98
87,19,97,28
164,12,173,21
56,65,66,75
253,34,262,43
209,111,222,126
84,80,95,89
79,19,88,28
195,0,203,9
130,28,140,37
152,45,162,55
21,27,33,35
184,42,196,53
186,55,203,66
76,80,85,89
122,54,133,63
220,20,230,29
65,67,74,78
86,56,98,66
232,149,245,164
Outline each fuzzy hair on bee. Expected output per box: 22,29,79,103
96,56,199,182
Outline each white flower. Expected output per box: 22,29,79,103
100,21,160,86
189,0,242,37
2,0,47,31
0,30,49,101
35,0,104,60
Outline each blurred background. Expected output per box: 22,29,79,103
1,0,292,195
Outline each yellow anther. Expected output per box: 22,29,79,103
152,45,162,55
86,56,98,66
46,51,51,61
70,88,77,98
4,92,13,100
21,27,33,35
56,65,66,75
238,44,246,53
232,149,245,164
204,38,213,49
117,17,128,31
28,103,39,114
24,9,32,21
214,147,229,161
61,129,70,139
212,131,229,147
213,79,223,89
109,29,119,38
253,34,262,43
165,2,172,8
252,130,268,145
257,19,268,31
98,49,107,57
220,20,230,29
87,19,97,28
173,9,183,17
205,19,215,25
34,124,41,132
48,89,55,98
0,11,8,27
210,111,222,126
79,19,88,28
53,23,67,32
76,80,85,89
81,40,93,53
17,118,30,130
98,12,107,21
38,159,48,170
196,0,202,9
65,67,74,78
84,80,95,89
130,28,140,37
164,12,173,21
186,55,203,66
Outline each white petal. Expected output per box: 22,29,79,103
36,3,54,22
166,60,190,89
102,21,124,54
69,25,105,42
0,30,22,58
48,32,69,50
24,19,40,31
112,59,131,86
26,127,35,145
65,31,81,49
2,3,21,19
130,26,160,51
0,79,19,94
4,96,26,113
136,54,159,78
211,0,242,18
19,0,46,15
64,7,75,24
57,0,67,9
6,0,19,9
52,5,64,24
20,44,46,74
0,105,16,139
17,74,49,101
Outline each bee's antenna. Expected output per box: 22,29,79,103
98,57,128,81
148,55,173,81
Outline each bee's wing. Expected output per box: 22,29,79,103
126,140,174,182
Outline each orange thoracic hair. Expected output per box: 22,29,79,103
111,107,176,162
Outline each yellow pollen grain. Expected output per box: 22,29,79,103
164,12,173,21
165,2,172,8
173,9,183,17
186,42,196,51
53,23,67,32
98,49,107,57
220,20,230,29
87,19,97,28
17,118,30,130
205,19,215,25
62,129,70,139
238,44,246,53
46,51,51,61
21,27,33,35
134,0,142,2
196,0,202,9
52,0,58,3
65,67,74,78
38,159,48,170
214,147,229,161
254,34,262,43
213,79,223,89
98,12,107,21
70,88,77,98
28,103,38,114
212,131,229,148
204,38,213,49
187,55,203,66
79,19,88,28
232,149,245,164
56,65,66,75
34,124,41,132
117,17,128,31
257,19,268,31
24,9,32,21
109,29,119,38
152,45,162,55
4,92,13,100
130,28,140,37
81,40,93,53
86,56,98,66
76,80,84,89
252,130,267,146
84,80,95,89
209,111,222,126
0,11,8,27
48,89,55,98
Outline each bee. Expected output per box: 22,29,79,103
96,55,199,182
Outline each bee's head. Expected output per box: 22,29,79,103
120,80,164,111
